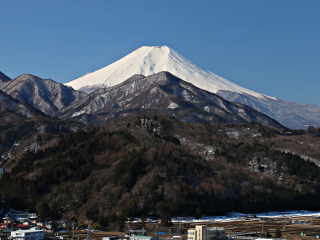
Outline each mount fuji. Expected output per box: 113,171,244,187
66,46,267,98
66,46,320,129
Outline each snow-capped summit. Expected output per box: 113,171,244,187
65,46,270,99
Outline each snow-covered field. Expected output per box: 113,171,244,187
170,210,320,223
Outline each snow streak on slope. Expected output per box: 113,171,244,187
66,46,273,99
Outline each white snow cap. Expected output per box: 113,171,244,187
65,46,268,98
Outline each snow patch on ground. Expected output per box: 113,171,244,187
72,109,86,117
167,102,179,109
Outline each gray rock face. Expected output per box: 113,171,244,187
217,90,320,129
1,74,87,116
58,72,285,129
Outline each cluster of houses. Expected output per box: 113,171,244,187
104,225,226,240
0,210,228,240
187,225,226,240
0,211,58,240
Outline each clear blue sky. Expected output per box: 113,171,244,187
1,0,320,105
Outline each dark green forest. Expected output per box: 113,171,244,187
1,114,320,228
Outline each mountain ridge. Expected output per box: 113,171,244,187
59,71,285,129
1,74,87,115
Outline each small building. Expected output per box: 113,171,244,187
16,225,30,230
44,222,57,232
0,223,12,229
0,235,7,240
188,225,226,240
2,229,13,238
130,235,159,240
102,236,118,240
2,218,15,224
7,211,38,220
10,228,44,240
127,228,147,236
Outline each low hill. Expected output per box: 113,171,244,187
1,113,320,228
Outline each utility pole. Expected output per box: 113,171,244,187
86,220,94,240
72,221,75,240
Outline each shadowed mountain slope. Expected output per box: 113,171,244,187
1,74,86,116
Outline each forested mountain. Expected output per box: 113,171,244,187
0,92,83,168
1,113,320,229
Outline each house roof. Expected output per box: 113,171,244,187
12,229,43,233
16,225,29,228
130,236,157,239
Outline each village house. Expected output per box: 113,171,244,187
129,235,159,240
10,227,44,240
187,225,226,240
6,212,38,221
1,218,14,224
126,228,147,236
2,229,13,238
102,236,118,240
15,224,30,230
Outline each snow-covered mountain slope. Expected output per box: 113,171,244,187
66,46,270,99
217,90,320,129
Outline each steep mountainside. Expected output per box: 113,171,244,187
0,71,11,88
0,93,83,169
0,89,42,119
58,72,284,129
217,90,320,129
0,71,11,82
1,113,320,226
1,74,87,115
65,46,320,129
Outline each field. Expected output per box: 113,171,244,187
54,214,320,240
